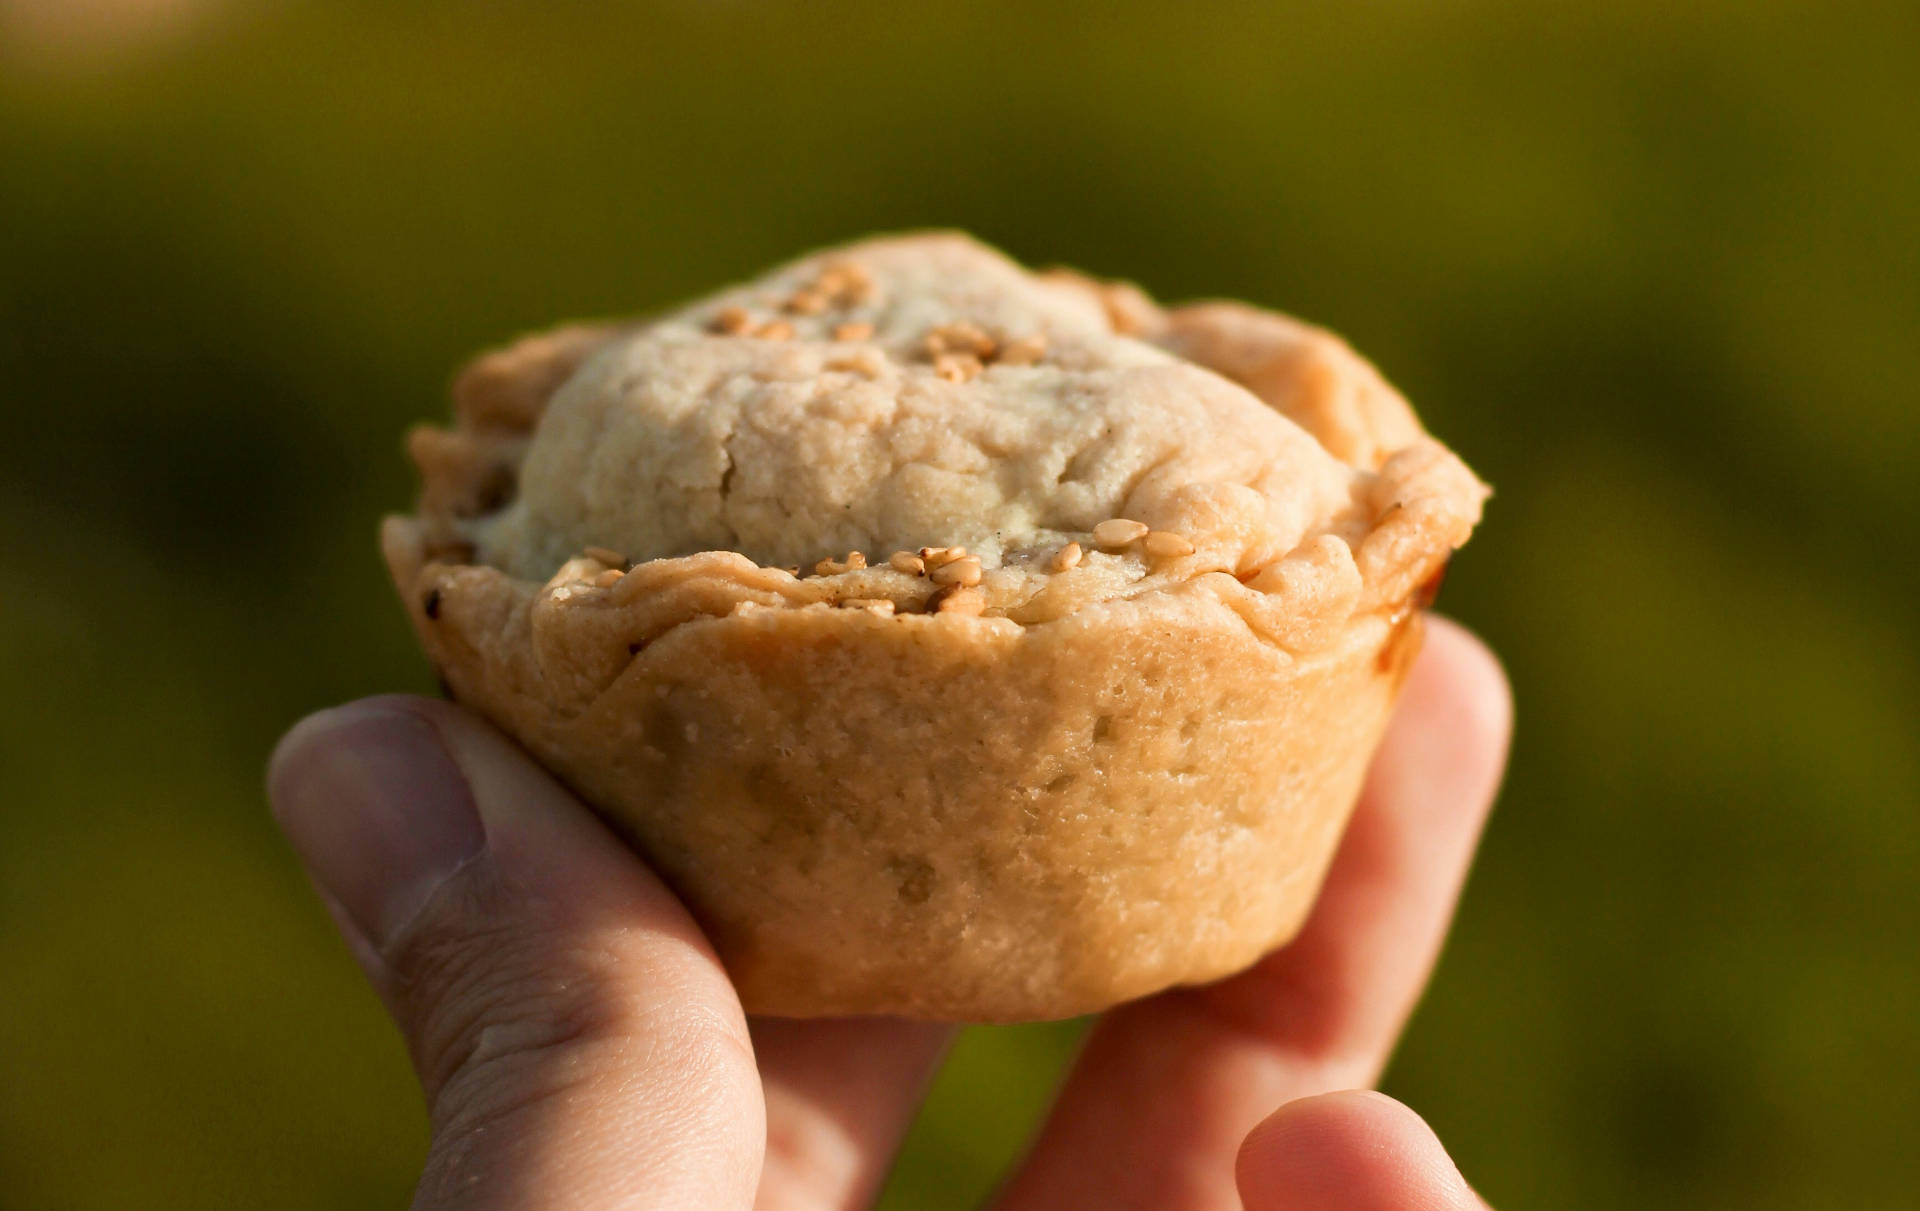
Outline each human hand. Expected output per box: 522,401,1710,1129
268,616,1510,1210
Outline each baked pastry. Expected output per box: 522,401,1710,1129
382,234,1485,1021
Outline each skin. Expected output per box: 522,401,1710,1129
268,616,1510,1210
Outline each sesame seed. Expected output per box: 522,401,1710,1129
889,551,926,575
816,262,878,306
755,319,795,341
583,546,626,567
833,321,875,341
1142,530,1195,559
931,585,985,616
828,263,877,303
840,597,897,614
711,305,752,335
996,334,1048,365
929,555,982,587
825,349,885,377
811,551,867,576
926,321,995,359
934,352,983,383
784,290,829,315
1092,518,1150,549
592,569,624,588
1050,541,1083,572
921,545,968,568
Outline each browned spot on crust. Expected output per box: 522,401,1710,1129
423,587,442,620
425,539,476,565
468,464,516,517
1414,559,1450,610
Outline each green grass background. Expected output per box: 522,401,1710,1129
2,2,1916,1207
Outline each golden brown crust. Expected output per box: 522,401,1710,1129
383,233,1486,1020
1156,302,1427,472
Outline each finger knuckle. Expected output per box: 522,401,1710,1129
380,869,756,1137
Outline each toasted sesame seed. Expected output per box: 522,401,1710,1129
1094,280,1156,335
996,333,1048,365
889,551,926,575
583,546,626,567
926,321,995,359
755,319,795,341
929,555,982,587
933,352,983,383
1050,541,1083,572
931,585,986,616
810,551,867,576
784,290,829,315
1092,518,1150,549
921,545,968,568
825,349,885,377
592,569,625,588
824,262,877,303
833,321,875,341
711,305,752,334
840,597,897,614
1142,530,1195,559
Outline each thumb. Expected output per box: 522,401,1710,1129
1237,1091,1488,1211
269,695,763,1211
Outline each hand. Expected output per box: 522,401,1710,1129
268,616,1510,1210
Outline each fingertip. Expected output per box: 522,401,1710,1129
266,696,488,949
1370,616,1512,839
1414,617,1513,772
267,695,449,800
1237,1091,1478,1211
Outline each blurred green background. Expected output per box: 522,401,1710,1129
3,1,1916,1207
